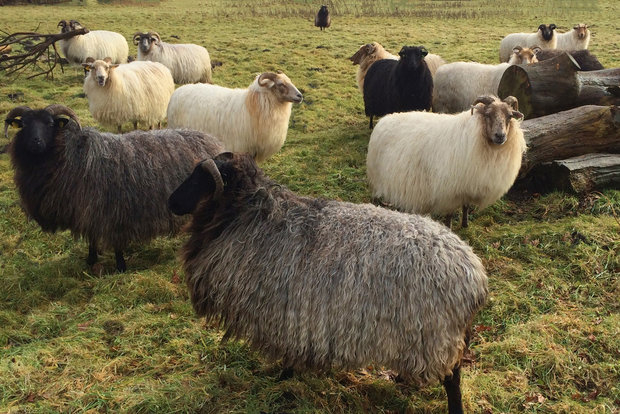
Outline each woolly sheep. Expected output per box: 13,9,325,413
168,151,489,414
350,42,444,94
57,19,128,65
314,5,331,30
363,45,433,128
433,46,538,114
133,31,212,84
499,23,557,62
535,49,604,71
4,104,223,272
556,24,590,50
167,71,303,163
367,95,526,228
82,58,175,132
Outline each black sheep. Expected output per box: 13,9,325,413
363,46,433,129
314,5,331,30
534,49,604,71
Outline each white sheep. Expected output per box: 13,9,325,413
499,24,557,62
433,46,538,114
82,58,175,132
556,24,591,50
133,32,212,84
57,20,128,65
166,71,303,163
367,95,527,228
350,42,445,94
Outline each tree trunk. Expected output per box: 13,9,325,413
519,105,620,177
498,54,620,119
522,153,620,194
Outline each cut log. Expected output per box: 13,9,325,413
522,153,620,193
498,53,620,119
519,105,620,176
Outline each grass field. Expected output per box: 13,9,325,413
1,0,619,412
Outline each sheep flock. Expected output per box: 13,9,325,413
1,4,615,413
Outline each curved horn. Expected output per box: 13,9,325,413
258,72,278,86
57,20,67,28
132,32,143,45
472,95,496,107
44,105,81,130
202,158,224,198
4,106,31,138
503,96,519,110
148,31,161,44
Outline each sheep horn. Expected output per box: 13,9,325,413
4,106,31,138
44,105,81,130
472,96,496,107
57,20,67,28
148,32,161,44
132,32,143,45
258,72,278,86
202,158,224,198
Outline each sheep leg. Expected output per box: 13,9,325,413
443,365,463,414
368,115,374,129
461,205,469,228
444,214,453,229
278,366,295,381
134,121,138,130
117,125,122,133
115,249,127,273
86,242,98,266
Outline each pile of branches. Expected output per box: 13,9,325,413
0,27,88,79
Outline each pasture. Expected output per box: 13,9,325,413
0,0,619,412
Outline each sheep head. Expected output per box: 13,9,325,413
470,96,523,145
82,58,119,87
398,46,428,72
350,43,374,65
169,152,250,215
573,23,589,39
538,24,557,41
4,105,81,154
133,31,160,54
508,46,539,64
257,71,303,103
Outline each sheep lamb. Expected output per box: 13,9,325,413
167,71,302,163
58,19,128,65
168,151,488,414
499,24,557,62
82,58,175,132
433,46,538,114
367,95,527,228
133,31,212,84
363,45,433,128
556,24,590,50
314,5,331,30
4,104,224,272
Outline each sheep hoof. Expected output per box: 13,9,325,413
278,367,295,381
115,250,127,273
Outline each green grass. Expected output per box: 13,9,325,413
1,0,619,412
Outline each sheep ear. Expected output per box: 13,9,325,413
531,46,541,54
420,47,428,57
512,110,524,120
81,63,91,70
550,24,557,30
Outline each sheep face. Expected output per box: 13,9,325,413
574,24,588,39
350,43,374,64
538,24,557,41
82,58,118,87
4,105,80,156
258,72,303,103
398,46,428,72
133,32,160,55
509,46,540,64
471,96,523,145
58,19,84,33
169,152,240,215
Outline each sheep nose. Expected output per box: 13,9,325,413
494,132,506,144
97,76,105,85
295,92,303,103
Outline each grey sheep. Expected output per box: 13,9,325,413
4,104,223,272
168,152,489,414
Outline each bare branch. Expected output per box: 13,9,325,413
0,27,89,79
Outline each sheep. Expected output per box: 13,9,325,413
82,58,175,132
363,45,433,129
433,46,538,114
4,104,223,272
535,49,603,71
132,31,212,84
367,95,526,228
314,5,331,30
166,71,303,163
556,23,590,50
350,42,444,94
168,151,489,414
57,19,128,65
499,24,557,62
